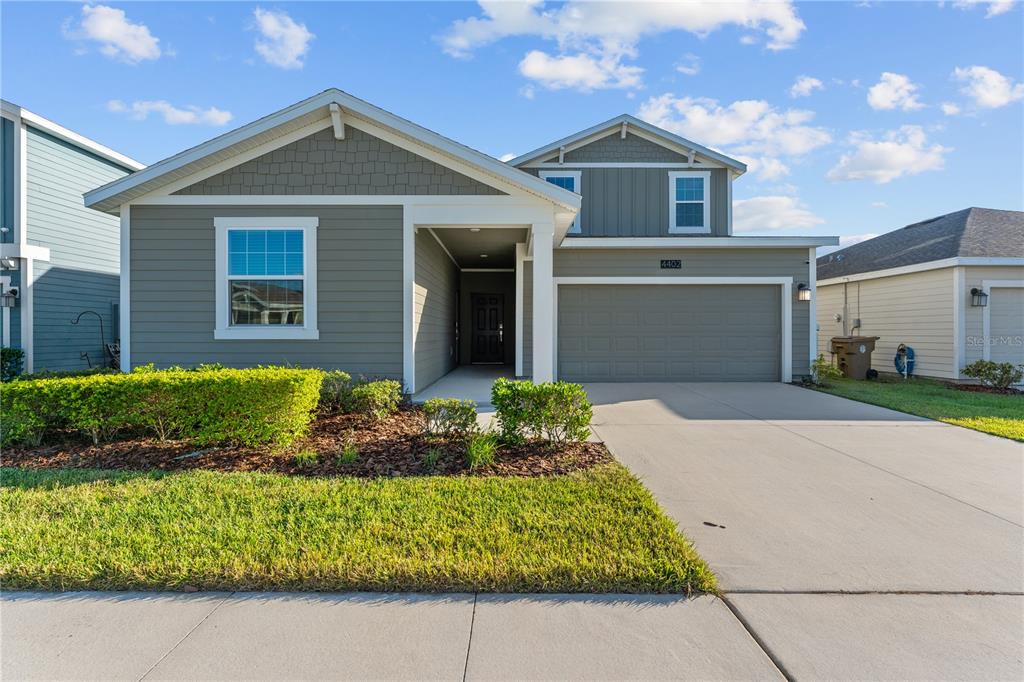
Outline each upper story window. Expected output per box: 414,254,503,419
214,217,318,340
540,170,582,234
668,171,711,235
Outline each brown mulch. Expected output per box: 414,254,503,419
2,406,612,478
954,384,1023,396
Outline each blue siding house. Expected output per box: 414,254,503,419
1,100,143,373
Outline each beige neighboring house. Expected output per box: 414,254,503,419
816,208,1024,380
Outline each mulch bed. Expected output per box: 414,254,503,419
954,384,1022,396
2,406,612,478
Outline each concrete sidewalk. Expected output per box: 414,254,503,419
1,591,779,681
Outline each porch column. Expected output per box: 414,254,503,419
531,222,555,382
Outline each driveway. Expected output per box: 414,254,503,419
586,382,1024,679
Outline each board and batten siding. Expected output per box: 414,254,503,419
962,265,1024,370
130,205,404,375
816,268,955,379
522,248,811,379
26,126,131,371
414,230,458,391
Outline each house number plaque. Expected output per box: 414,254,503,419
660,259,682,270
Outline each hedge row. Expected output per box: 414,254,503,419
0,367,324,448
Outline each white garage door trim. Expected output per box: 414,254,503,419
981,279,1024,362
552,276,793,382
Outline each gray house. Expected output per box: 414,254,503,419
1,100,143,373
84,89,835,391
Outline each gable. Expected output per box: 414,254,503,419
174,126,505,196
542,132,689,164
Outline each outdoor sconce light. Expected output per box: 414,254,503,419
797,283,812,301
0,286,19,308
0,256,19,270
970,287,989,307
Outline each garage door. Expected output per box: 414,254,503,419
558,284,781,382
989,287,1024,366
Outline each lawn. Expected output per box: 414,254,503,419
0,463,715,594
813,377,1024,441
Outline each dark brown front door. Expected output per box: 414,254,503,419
471,293,504,364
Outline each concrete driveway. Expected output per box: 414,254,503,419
586,382,1024,679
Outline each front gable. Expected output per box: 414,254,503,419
543,132,689,164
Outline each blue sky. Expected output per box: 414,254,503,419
2,1,1022,246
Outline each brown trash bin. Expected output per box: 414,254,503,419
829,336,881,380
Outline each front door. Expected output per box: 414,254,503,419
471,293,504,364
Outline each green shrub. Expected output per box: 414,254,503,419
422,446,442,471
336,442,359,465
13,367,118,382
811,354,844,387
319,370,354,414
1,347,24,382
294,449,320,468
0,367,323,448
422,398,477,439
491,378,593,444
465,431,498,469
351,380,402,420
962,360,1024,390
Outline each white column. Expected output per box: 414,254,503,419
515,242,525,377
119,205,131,371
531,222,554,383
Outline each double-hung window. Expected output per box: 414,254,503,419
668,171,711,234
540,170,582,234
214,217,318,340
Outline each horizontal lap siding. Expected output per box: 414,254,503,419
130,205,403,375
414,231,458,391
817,268,955,379
963,265,1024,368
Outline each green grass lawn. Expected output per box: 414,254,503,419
814,377,1024,441
0,464,715,594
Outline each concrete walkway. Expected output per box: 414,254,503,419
585,382,1024,680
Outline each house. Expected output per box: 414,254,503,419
816,208,1024,380
84,89,836,392
1,100,144,374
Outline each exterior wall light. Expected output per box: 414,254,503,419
0,286,19,308
0,256,19,270
970,287,988,307
797,283,812,301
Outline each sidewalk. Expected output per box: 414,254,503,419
2,591,779,681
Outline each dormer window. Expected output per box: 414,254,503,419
668,171,711,234
540,170,582,234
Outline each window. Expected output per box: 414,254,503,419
540,170,582,234
214,217,318,340
668,171,711,234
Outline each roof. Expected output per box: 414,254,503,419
817,208,1024,280
0,99,144,171
507,114,747,173
84,88,581,214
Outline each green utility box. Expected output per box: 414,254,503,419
829,336,881,380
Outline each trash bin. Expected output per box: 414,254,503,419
829,336,881,380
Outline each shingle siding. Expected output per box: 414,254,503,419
554,132,689,163
175,126,505,196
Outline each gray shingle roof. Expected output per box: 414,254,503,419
817,207,1024,280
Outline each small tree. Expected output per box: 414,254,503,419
811,354,843,387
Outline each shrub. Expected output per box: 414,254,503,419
962,360,1024,390
320,370,354,414
811,354,844,387
1,347,24,382
351,380,402,420
491,378,593,444
465,431,498,469
294,449,320,469
422,447,442,472
336,442,359,465
0,367,324,448
423,398,478,439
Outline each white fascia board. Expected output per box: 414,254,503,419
817,257,1024,287
85,89,581,214
0,243,51,261
1,100,144,171
559,236,839,249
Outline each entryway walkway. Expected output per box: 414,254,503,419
412,365,513,406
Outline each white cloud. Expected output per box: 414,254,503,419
940,101,962,115
827,125,951,184
735,155,790,180
676,53,701,76
498,153,517,162
107,99,233,126
867,72,924,111
252,8,314,69
789,75,823,98
732,195,825,233
952,65,1024,108
952,1,1018,18
637,94,831,179
440,1,805,91
64,4,161,63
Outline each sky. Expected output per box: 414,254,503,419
1,1,1022,248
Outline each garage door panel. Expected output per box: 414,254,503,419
558,284,780,382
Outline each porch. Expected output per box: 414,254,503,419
411,365,514,405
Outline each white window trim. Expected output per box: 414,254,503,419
668,170,711,235
214,216,319,340
540,170,582,234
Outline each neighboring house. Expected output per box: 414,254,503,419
816,208,1024,380
1,100,144,373
84,89,835,391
